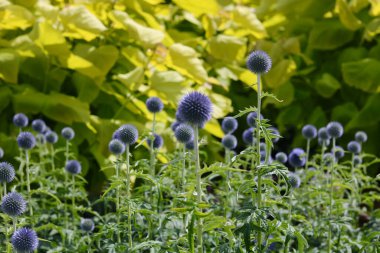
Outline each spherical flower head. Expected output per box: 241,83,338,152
288,173,301,188
318,137,330,147
269,127,280,143
175,124,194,144
175,111,184,123
80,218,95,233
326,121,344,139
222,134,237,150
171,122,181,132
108,139,125,155
318,127,330,141
355,131,367,143
246,50,272,74
0,162,15,183
302,124,317,139
146,97,164,113
31,119,46,133
116,124,138,145
147,134,164,149
246,112,263,127
61,127,75,141
288,148,306,168
0,147,3,159
1,192,26,217
347,141,361,154
65,160,81,175
353,155,362,166
177,92,212,128
221,117,238,134
17,132,36,150
13,113,29,128
45,131,58,144
334,146,345,160
11,227,38,252
275,152,287,163
185,140,194,150
242,128,255,145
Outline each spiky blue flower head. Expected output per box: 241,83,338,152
1,192,26,217
221,117,238,134
61,127,75,141
31,119,46,133
0,147,3,159
11,227,38,252
288,173,301,188
116,124,138,145
242,128,255,145
355,131,367,143
326,121,344,139
146,97,164,113
108,139,125,155
80,218,95,233
45,131,58,144
347,141,361,154
175,124,194,144
288,148,306,168
65,160,81,175
269,127,280,143
171,121,181,132
185,140,194,150
175,111,184,123
334,146,345,160
147,134,163,149
318,137,330,147
275,152,287,163
222,134,237,150
246,112,263,127
13,113,29,128
246,50,272,74
318,127,330,140
17,132,36,150
353,155,362,166
0,162,15,183
177,91,212,128
302,124,317,139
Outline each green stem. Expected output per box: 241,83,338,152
256,74,263,250
126,145,133,249
327,138,336,253
116,158,121,244
150,112,156,176
72,175,76,210
25,150,33,216
305,139,310,170
284,191,293,253
64,140,69,245
182,145,186,188
225,149,232,217
51,145,55,170
194,126,203,253
3,182,6,198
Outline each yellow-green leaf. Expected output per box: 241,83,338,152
315,73,341,98
149,70,186,103
0,49,19,83
114,67,145,91
231,6,267,39
204,119,224,138
264,59,297,88
172,0,221,16
336,0,362,31
0,5,34,30
208,35,247,62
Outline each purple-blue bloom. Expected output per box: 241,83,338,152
177,92,212,128
246,50,272,74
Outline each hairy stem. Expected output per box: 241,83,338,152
327,138,336,253
305,139,310,170
194,126,203,253
116,158,121,243
126,145,133,249
25,150,33,216
256,74,263,250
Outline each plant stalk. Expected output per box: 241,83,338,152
194,126,203,253
126,145,133,249
25,150,33,216
256,74,263,250
327,138,336,253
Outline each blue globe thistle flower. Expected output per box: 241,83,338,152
13,113,28,128
45,131,58,144
242,128,255,145
334,146,345,160
318,137,330,147
147,134,163,149
112,129,120,140
177,91,212,128
175,111,184,123
347,141,361,154
80,218,95,232
275,152,287,163
146,97,164,113
175,124,194,144
269,127,280,143
108,139,125,155
326,121,344,139
355,131,367,143
221,117,238,134
171,121,181,132
116,124,139,145
288,173,301,188
302,124,317,139
11,227,38,252
288,148,306,168
31,119,46,133
246,50,272,74
1,192,26,217
65,160,81,175
0,162,15,183
318,127,330,140
246,112,263,127
353,156,362,166
17,132,36,150
185,140,194,150
222,135,237,150
61,127,75,141
0,147,3,159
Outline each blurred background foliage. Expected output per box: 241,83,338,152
0,0,379,191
